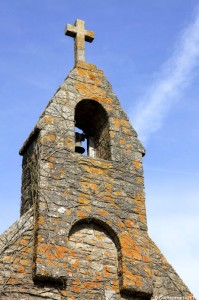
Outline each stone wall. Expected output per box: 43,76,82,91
0,61,195,299
26,61,152,296
150,238,193,299
20,131,40,215
0,208,194,299
67,222,120,299
0,209,69,299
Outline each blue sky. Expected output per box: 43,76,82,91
0,0,199,297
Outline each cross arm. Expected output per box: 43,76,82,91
85,30,94,43
65,24,77,38
64,23,94,42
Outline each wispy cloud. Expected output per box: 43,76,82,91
132,5,199,143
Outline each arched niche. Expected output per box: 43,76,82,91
75,99,111,160
67,218,122,299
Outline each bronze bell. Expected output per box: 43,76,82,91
75,132,86,154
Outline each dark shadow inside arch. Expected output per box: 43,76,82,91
75,99,111,160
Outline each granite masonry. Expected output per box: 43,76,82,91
0,19,195,300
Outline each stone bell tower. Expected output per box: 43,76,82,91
0,19,194,300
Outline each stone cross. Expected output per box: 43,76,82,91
65,19,94,63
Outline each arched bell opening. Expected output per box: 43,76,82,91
74,99,111,160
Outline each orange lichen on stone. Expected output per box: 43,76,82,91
122,267,141,284
21,259,30,266
71,286,81,293
139,214,146,222
77,68,88,77
113,118,122,131
21,246,32,254
3,256,13,263
117,220,125,228
90,84,106,97
76,61,103,74
21,239,28,246
122,126,132,135
109,131,115,138
125,219,133,228
44,251,57,260
99,209,109,217
136,176,143,184
72,280,81,285
45,259,52,266
7,278,16,284
75,82,106,100
65,208,72,216
83,281,101,288
128,249,142,261
113,118,129,130
88,73,97,81
41,134,56,143
82,181,99,193
133,192,146,213
119,138,126,145
37,234,43,242
76,211,87,218
14,257,20,264
78,196,90,204
83,165,106,175
136,279,143,287
143,256,150,263
103,266,115,277
17,265,25,273
86,204,93,211
65,137,73,149
106,194,114,201
37,243,51,254
80,158,110,169
53,219,59,225
96,274,103,281
119,233,134,247
132,160,142,169
55,174,61,180
55,245,67,259
44,116,54,124
70,261,79,269
77,69,102,85
37,216,45,225
48,162,54,169
114,190,123,196
49,156,55,162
